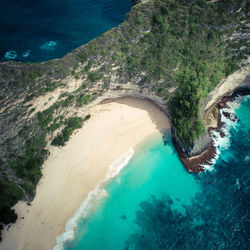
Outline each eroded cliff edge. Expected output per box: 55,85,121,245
173,65,250,173
0,0,249,239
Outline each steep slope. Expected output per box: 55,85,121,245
0,0,249,239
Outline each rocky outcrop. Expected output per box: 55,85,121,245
70,82,170,120
178,85,250,173
173,141,216,173
204,65,250,111
101,74,250,174
172,63,250,173
172,129,211,157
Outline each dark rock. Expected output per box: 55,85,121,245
222,111,239,122
173,86,250,174
120,214,127,220
132,0,141,5
220,131,225,138
172,128,211,158
222,111,231,120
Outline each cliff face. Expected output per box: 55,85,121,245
173,129,211,157
0,0,249,234
173,63,250,172
175,64,250,158
204,65,250,130
173,84,250,174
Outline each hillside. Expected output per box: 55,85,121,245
0,0,249,239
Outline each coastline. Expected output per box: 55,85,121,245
175,86,250,173
0,0,249,248
172,63,250,173
0,97,170,250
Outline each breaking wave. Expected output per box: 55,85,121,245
53,148,134,250
202,97,243,171
4,50,17,59
40,41,57,50
22,50,31,58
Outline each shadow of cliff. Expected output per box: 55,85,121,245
100,96,171,135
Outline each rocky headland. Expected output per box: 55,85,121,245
0,0,249,241
174,66,250,173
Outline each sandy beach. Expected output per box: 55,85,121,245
0,97,170,250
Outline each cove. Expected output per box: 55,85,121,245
60,95,249,250
61,132,201,249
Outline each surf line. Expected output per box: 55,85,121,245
54,148,134,250
201,96,245,171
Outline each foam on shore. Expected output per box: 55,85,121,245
202,96,247,171
54,148,134,250
0,98,171,250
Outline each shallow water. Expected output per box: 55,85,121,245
60,133,201,250
0,0,131,62
59,95,250,250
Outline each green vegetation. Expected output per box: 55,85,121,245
76,93,92,106
0,0,248,237
0,178,22,237
170,69,207,145
88,71,101,82
47,115,64,133
118,0,247,146
44,81,57,92
12,134,47,184
52,115,91,146
78,50,87,63
24,93,36,102
20,181,35,197
37,107,54,129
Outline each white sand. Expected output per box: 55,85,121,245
0,97,170,250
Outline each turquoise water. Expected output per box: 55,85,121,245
62,132,200,249
60,95,249,250
235,96,250,131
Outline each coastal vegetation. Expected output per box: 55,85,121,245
122,0,246,147
0,0,249,238
52,115,90,146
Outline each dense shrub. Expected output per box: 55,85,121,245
12,134,47,184
87,71,101,82
52,115,90,146
0,179,22,228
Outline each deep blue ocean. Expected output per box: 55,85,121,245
55,96,250,250
1,2,249,249
0,0,131,62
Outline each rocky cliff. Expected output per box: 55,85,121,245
0,0,249,236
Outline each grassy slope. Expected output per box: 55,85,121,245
0,0,249,238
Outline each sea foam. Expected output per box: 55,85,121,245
53,148,134,250
40,41,57,50
4,50,17,59
202,98,242,172
22,50,31,58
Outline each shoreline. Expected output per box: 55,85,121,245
0,97,170,250
175,87,250,173
55,131,167,249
